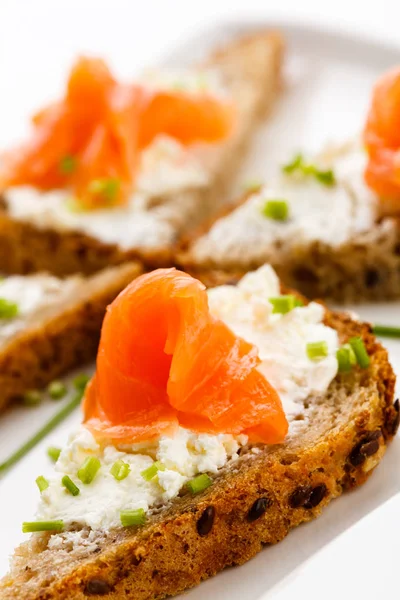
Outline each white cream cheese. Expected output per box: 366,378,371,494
38,427,247,531
5,135,209,250
190,143,379,264
0,274,81,343
139,67,228,98
36,266,339,533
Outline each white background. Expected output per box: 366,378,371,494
0,2,400,599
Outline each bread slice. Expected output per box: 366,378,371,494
0,262,141,413
0,279,397,600
0,31,283,277
179,145,400,303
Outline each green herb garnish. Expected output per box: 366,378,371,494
22,390,42,407
261,199,289,221
35,475,49,493
120,509,146,528
47,381,67,400
141,461,165,482
22,520,64,533
59,155,77,175
269,295,297,315
186,473,212,495
0,298,18,319
47,446,62,463
77,456,101,485
372,325,400,338
306,341,329,361
88,178,120,205
62,475,80,496
73,374,90,392
110,460,131,481
349,337,370,369
282,153,336,187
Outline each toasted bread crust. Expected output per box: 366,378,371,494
0,263,141,412
0,31,283,277
0,306,397,600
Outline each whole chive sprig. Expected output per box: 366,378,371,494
372,324,400,338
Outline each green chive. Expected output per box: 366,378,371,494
372,325,400,338
110,460,131,481
306,341,329,361
0,298,19,319
47,381,67,400
77,456,101,484
120,509,146,528
282,153,336,186
22,520,64,533
243,179,263,194
186,473,212,495
349,337,370,369
47,446,62,462
336,347,352,372
269,295,296,315
22,390,42,407
59,155,77,175
88,178,120,205
73,374,90,392
294,298,304,307
62,475,80,496
0,390,84,475
342,343,357,366
141,461,165,482
35,475,49,493
261,199,289,222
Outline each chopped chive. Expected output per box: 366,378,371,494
349,337,370,369
77,456,101,484
47,381,67,400
22,390,42,407
372,324,400,338
120,509,146,528
294,298,304,307
73,374,90,392
306,341,329,361
88,178,120,205
0,390,84,475
282,153,336,187
59,155,77,175
62,475,80,496
22,520,64,533
269,295,296,315
261,199,289,222
342,343,357,366
47,446,62,462
243,179,263,193
336,347,352,372
35,475,49,493
0,298,19,319
141,461,165,482
110,460,131,481
186,473,212,495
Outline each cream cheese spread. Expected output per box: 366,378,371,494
36,266,339,533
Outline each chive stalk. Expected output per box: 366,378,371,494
261,199,289,221
372,325,400,338
349,337,370,369
0,298,19,319
269,295,297,315
141,461,165,482
22,520,64,533
47,446,62,463
110,460,131,481
62,475,80,496
35,476,49,493
186,473,212,494
22,390,42,407
73,374,90,392
120,509,146,527
77,456,101,484
47,381,67,400
306,341,329,361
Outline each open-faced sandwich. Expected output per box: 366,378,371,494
1,265,397,599
181,67,400,302
0,31,283,277
0,262,141,412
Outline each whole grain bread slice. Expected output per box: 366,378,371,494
0,30,283,277
0,285,397,600
0,262,141,413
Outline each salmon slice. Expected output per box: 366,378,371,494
364,67,400,204
83,269,288,445
0,57,235,209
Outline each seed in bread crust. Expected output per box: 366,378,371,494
247,497,272,522
196,506,215,536
84,579,112,595
388,399,400,435
349,430,382,467
303,484,327,508
288,485,313,508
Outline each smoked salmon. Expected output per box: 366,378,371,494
83,269,288,445
0,57,235,209
364,67,400,207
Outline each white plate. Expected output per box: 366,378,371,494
0,20,399,600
